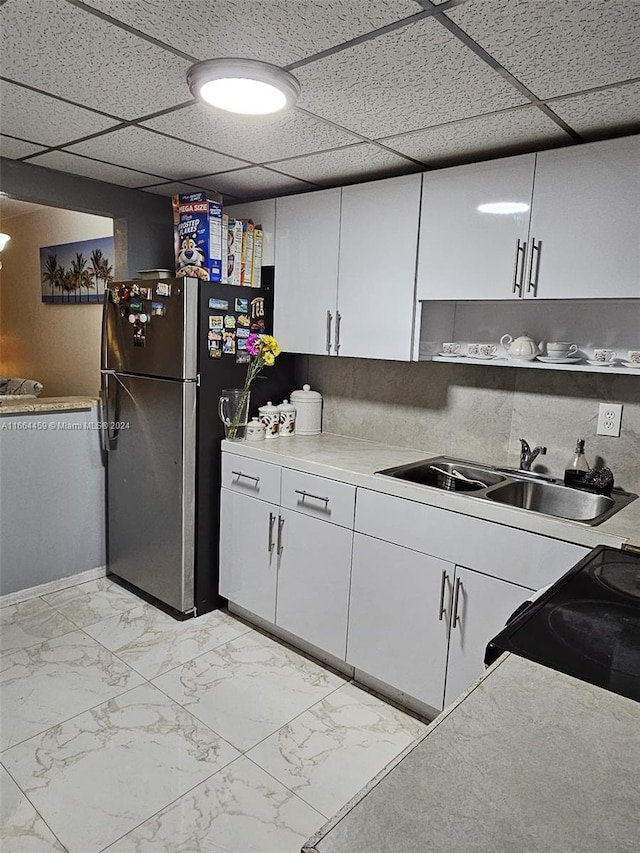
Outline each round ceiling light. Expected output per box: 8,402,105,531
187,58,301,116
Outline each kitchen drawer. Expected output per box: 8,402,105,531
355,488,589,590
221,453,281,504
281,469,356,528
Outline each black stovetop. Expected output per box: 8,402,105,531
485,545,640,702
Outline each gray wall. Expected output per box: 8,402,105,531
0,407,106,595
302,356,640,494
1,157,174,278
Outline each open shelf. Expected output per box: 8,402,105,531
423,355,639,375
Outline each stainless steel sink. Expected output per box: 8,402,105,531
375,455,637,526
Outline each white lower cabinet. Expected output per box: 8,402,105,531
276,508,353,659
347,533,450,710
443,567,529,708
219,488,279,622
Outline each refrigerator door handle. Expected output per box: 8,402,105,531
99,373,110,454
101,288,110,371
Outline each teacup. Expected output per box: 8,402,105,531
593,348,617,363
470,343,497,358
546,341,578,358
628,350,640,364
442,342,460,355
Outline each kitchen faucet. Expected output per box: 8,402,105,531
519,438,547,471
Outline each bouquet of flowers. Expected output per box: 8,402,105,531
221,334,281,439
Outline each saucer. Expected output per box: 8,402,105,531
472,353,498,360
537,356,582,364
622,361,640,369
586,359,617,367
438,352,462,358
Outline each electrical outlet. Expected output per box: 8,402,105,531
596,403,623,437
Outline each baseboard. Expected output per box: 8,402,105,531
0,565,108,608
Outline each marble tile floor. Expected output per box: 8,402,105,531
1,576,428,853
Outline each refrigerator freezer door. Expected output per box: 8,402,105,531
105,372,196,612
103,278,198,379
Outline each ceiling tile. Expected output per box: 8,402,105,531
143,103,361,163
548,82,640,139
138,181,210,197
0,0,192,119
0,135,47,159
381,107,571,166
294,16,527,138
194,167,317,200
0,81,120,147
446,0,640,99
26,151,161,188
81,0,420,65
269,143,420,185
66,127,247,181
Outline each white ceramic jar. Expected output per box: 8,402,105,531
245,417,265,442
289,384,322,435
258,401,280,439
277,399,296,436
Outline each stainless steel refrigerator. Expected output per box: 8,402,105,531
100,272,294,616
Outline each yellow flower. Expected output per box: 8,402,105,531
260,335,281,356
263,351,275,367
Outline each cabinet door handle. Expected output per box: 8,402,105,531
438,570,448,621
277,515,285,555
231,470,260,485
334,311,341,354
294,489,329,508
452,577,463,629
326,310,333,355
268,512,275,553
511,239,526,296
527,238,541,296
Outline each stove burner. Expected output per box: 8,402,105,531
547,599,640,674
595,561,640,600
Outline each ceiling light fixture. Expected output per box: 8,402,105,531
187,58,301,116
477,202,530,215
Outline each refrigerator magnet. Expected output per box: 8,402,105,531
151,302,166,316
237,338,247,350
209,315,223,330
139,287,153,300
208,298,228,310
250,297,265,321
236,350,251,364
133,326,146,347
235,297,248,313
223,314,236,329
156,283,172,297
208,345,221,359
237,327,249,339
139,313,149,324
129,300,143,312
222,332,236,354
128,313,137,324
236,314,250,327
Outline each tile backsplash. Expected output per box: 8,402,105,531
302,357,640,493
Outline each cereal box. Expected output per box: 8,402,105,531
227,218,243,286
240,220,255,286
252,229,263,289
172,192,223,281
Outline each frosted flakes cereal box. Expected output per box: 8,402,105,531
172,192,222,281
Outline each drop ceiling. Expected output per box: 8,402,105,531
1,0,639,203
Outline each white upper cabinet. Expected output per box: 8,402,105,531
529,135,639,299
336,174,422,360
417,134,640,301
224,199,276,266
274,188,341,355
417,154,535,301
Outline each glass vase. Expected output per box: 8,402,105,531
218,389,251,441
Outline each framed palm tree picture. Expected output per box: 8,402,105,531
40,236,114,303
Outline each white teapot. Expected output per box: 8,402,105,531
500,332,544,361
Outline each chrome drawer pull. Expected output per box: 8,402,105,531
335,311,342,354
527,238,541,296
231,470,260,485
326,310,333,355
452,577,463,629
511,239,526,295
268,512,275,553
277,516,285,555
294,489,330,507
438,570,448,621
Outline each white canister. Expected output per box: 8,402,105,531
258,401,280,439
245,417,265,442
277,399,296,436
289,384,322,435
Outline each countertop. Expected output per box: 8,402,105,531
303,654,640,853
222,433,640,550
0,396,98,415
